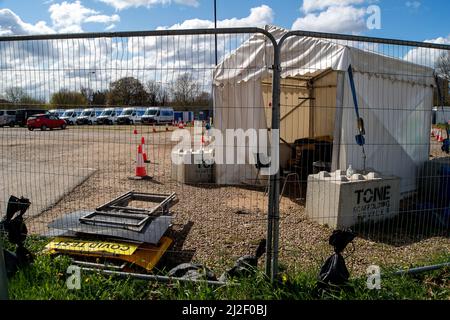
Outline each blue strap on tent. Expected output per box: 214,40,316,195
348,65,361,119
347,65,366,147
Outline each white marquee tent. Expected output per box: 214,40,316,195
212,25,435,195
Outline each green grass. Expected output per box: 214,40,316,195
433,123,449,130
3,236,449,300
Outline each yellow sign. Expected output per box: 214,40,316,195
45,237,138,256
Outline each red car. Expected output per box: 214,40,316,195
27,114,67,131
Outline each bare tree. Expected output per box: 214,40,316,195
5,87,28,104
146,81,165,106
4,87,44,106
81,87,108,106
146,81,162,106
92,90,108,106
194,91,212,106
80,86,94,104
436,51,450,80
169,73,200,106
158,86,169,106
436,52,450,105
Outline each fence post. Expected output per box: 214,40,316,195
266,42,282,282
0,241,8,300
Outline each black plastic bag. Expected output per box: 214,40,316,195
1,195,33,277
219,239,266,282
316,230,356,291
318,253,349,286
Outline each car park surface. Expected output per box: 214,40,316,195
1,125,448,276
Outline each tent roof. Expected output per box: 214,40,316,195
213,25,435,87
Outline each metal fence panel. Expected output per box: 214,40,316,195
274,30,450,276
0,28,280,281
1,27,449,286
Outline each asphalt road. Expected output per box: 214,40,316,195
0,125,176,219
0,127,101,218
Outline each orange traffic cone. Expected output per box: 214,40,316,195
166,124,169,131
141,137,150,163
178,121,185,129
129,144,151,180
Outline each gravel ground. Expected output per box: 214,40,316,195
11,125,448,276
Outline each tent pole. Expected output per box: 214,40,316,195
266,42,282,281
331,71,346,172
214,0,218,66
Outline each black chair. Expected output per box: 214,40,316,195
253,153,272,185
280,168,303,202
253,153,302,201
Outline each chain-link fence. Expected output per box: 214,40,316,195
0,26,449,286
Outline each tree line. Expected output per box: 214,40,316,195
435,51,450,105
2,53,449,109
0,73,211,109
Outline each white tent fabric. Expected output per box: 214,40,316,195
213,25,435,193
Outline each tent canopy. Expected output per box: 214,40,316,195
213,25,435,194
214,25,434,86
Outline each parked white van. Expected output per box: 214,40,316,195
76,108,102,125
0,110,16,127
141,107,174,125
96,108,122,125
60,109,82,125
116,107,145,125
48,109,65,117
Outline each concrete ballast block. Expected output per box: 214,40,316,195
306,172,400,229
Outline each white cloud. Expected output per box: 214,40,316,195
104,24,117,31
0,5,273,102
302,0,365,13
406,1,421,9
174,0,199,7
159,4,274,29
85,14,120,24
292,0,380,34
99,0,199,11
404,35,450,67
0,9,54,36
292,5,367,34
49,1,120,33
